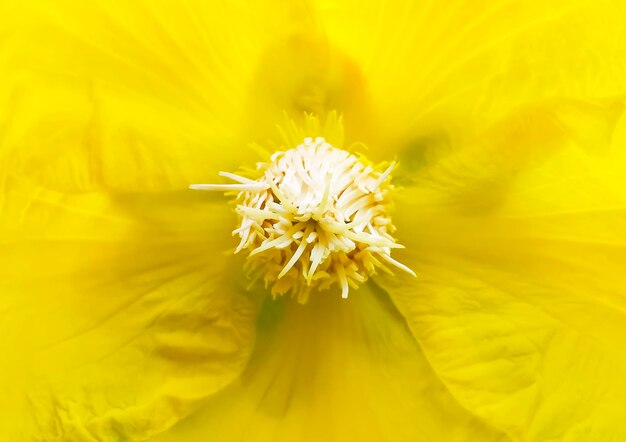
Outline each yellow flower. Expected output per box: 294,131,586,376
1,1,625,441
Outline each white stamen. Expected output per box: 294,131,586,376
189,183,268,192
190,137,414,302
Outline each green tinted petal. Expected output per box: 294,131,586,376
154,284,508,442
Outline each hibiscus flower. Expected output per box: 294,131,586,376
1,1,625,441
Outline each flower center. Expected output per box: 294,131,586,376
191,137,414,303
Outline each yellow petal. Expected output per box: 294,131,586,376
0,0,349,192
0,176,259,440
396,97,625,214
378,101,626,439
315,0,626,157
153,284,508,442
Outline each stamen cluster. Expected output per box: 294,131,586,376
191,137,413,302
